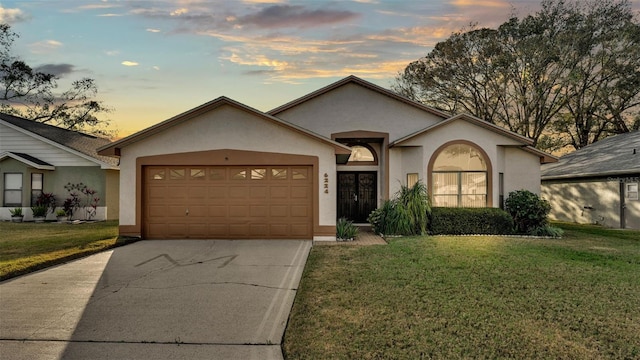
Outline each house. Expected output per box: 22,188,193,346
0,113,119,221
98,76,555,240
541,131,640,229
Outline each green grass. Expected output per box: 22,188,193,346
284,224,640,359
0,220,120,280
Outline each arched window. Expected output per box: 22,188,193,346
431,142,488,207
347,144,377,165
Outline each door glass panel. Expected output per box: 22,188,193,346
251,168,266,180
231,169,247,180
150,169,165,180
170,169,185,180
271,168,287,180
190,168,206,180
209,168,225,180
292,168,308,180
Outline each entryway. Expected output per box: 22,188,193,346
337,172,377,223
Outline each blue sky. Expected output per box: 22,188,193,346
3,0,639,137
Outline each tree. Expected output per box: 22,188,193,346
0,23,113,137
394,0,640,152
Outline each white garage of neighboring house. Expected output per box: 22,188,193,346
541,131,640,229
98,76,556,240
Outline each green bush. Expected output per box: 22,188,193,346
336,217,359,241
367,181,431,236
505,190,551,234
430,207,514,235
530,225,564,238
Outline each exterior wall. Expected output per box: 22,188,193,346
395,119,539,207
504,147,541,196
118,104,338,239
0,124,97,166
542,176,640,229
275,83,443,142
1,158,115,221
105,169,120,220
542,178,621,228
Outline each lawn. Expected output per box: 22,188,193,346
0,220,120,281
284,223,640,359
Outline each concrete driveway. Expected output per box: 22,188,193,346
0,239,312,360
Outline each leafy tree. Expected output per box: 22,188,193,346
394,0,640,152
0,23,113,137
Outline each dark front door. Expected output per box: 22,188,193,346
337,172,377,223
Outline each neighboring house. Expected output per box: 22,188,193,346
0,113,120,221
98,76,555,240
541,131,640,229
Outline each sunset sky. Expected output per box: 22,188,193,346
2,0,639,137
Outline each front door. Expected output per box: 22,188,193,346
337,172,377,223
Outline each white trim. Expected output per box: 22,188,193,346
0,151,56,170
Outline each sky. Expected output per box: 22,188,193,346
2,0,639,138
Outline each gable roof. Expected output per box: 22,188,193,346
267,75,450,119
391,113,535,146
0,113,119,168
0,152,55,170
541,131,640,180
97,96,352,157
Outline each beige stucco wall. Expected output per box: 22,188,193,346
395,119,541,207
504,147,541,195
118,104,338,235
275,83,443,142
542,177,640,229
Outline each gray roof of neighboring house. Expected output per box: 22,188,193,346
0,112,118,167
541,131,640,180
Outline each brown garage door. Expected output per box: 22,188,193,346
144,166,312,239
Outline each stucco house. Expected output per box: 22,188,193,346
98,76,555,240
0,113,119,221
541,131,640,229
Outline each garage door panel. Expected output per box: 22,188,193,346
208,186,228,199
250,205,268,217
291,224,310,237
209,205,227,217
144,165,312,239
290,205,309,217
270,205,288,217
269,186,289,199
290,186,310,199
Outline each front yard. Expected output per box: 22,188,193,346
0,220,119,281
284,223,640,359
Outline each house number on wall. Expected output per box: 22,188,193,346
324,173,329,194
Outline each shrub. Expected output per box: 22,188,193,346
504,190,551,234
367,181,431,236
336,217,359,241
430,207,514,235
31,205,47,217
530,225,564,238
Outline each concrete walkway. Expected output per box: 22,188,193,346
314,228,387,246
0,240,312,360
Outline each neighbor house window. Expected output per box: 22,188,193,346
627,183,639,200
407,173,419,188
431,143,488,207
3,173,22,207
31,173,43,205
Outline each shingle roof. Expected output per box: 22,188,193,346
541,131,640,180
10,152,54,166
0,112,118,167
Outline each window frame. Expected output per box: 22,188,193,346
428,140,492,208
345,143,378,166
31,173,44,206
3,172,23,207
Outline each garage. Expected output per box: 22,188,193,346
144,165,312,239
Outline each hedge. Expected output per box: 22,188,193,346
430,207,514,235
